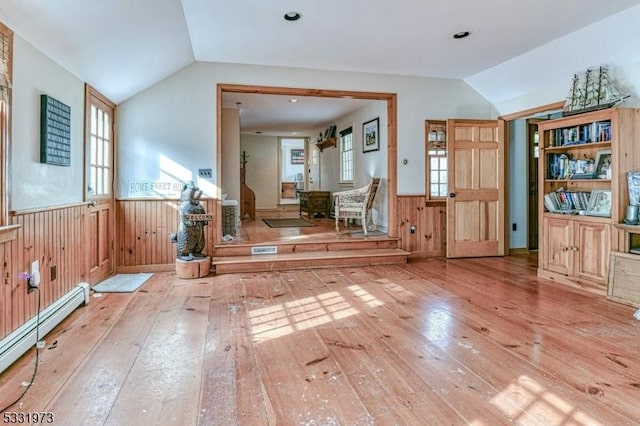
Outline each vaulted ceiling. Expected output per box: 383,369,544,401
1,0,639,131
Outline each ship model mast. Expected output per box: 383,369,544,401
563,66,630,116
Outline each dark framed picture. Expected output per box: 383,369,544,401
363,117,379,153
291,149,304,165
594,149,612,179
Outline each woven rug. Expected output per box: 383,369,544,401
92,273,153,293
262,218,317,228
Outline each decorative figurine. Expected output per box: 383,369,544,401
175,181,208,260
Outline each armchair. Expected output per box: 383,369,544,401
334,178,380,236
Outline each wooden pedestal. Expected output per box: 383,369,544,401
176,257,211,279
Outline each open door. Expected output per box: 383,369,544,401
85,85,115,284
446,119,505,258
527,119,544,251
308,144,320,191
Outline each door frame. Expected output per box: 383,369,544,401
216,84,398,244
500,101,565,254
84,84,116,284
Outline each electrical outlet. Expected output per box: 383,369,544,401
512,223,517,231
198,168,212,178
28,260,40,293
50,264,57,281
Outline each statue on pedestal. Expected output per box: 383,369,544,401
175,181,208,261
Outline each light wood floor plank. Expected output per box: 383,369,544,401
2,254,640,425
43,274,174,425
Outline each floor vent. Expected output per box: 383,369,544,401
251,246,278,255
0,283,90,374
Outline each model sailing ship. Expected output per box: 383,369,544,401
563,66,630,116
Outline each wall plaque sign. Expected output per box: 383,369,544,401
40,95,71,166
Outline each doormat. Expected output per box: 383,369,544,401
92,273,153,293
262,218,317,228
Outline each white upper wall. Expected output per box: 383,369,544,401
11,34,85,210
117,61,493,198
466,4,640,115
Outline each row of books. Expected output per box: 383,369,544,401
547,120,611,147
544,189,612,217
544,190,591,213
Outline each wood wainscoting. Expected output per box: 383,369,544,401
2,203,87,340
115,199,217,273
397,196,446,256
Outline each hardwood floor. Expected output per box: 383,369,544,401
1,254,639,425
226,207,386,246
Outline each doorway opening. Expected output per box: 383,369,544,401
216,84,398,246
279,137,305,205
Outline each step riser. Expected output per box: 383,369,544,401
215,254,407,274
215,239,398,257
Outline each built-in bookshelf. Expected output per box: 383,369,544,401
537,107,640,291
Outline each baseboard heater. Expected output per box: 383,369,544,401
0,282,90,374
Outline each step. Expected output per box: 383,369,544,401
212,248,409,274
214,237,399,258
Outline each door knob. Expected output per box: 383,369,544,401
449,193,456,198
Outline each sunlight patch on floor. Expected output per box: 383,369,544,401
490,375,599,425
249,291,360,343
347,285,384,308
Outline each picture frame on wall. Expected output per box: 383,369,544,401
291,149,304,165
363,117,379,153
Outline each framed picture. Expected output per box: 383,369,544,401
586,189,612,217
363,117,379,153
594,149,612,179
291,149,304,165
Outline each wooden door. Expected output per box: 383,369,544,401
308,144,320,191
446,119,505,258
542,216,573,276
85,85,115,284
527,119,543,250
574,221,610,283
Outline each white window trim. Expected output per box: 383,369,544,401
339,125,354,185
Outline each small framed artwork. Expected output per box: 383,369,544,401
291,149,304,164
363,117,380,153
586,189,612,217
594,149,612,179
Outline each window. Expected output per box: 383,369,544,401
0,22,12,224
339,126,353,183
85,86,115,197
425,120,447,198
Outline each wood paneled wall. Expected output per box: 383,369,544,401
397,196,446,256
1,204,87,340
115,199,217,272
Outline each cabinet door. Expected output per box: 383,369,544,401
542,217,573,276
574,221,610,283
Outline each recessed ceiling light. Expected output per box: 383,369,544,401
289,98,298,103
453,31,470,39
292,132,297,135
284,11,302,22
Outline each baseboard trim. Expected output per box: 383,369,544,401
116,264,175,274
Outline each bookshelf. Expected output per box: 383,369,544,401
537,108,640,293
